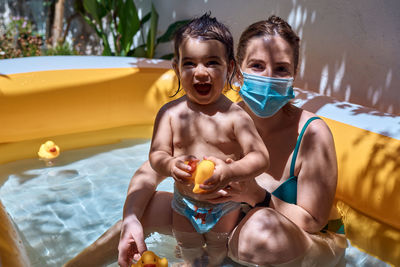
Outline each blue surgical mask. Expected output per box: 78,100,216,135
239,72,295,118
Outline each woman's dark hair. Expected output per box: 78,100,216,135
237,15,300,76
171,12,238,96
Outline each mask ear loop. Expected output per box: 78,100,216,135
228,68,242,92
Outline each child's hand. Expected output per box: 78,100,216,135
199,156,233,192
170,155,199,182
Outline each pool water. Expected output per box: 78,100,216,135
0,140,390,266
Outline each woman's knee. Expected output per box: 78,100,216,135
141,191,173,234
240,208,282,236
229,208,310,265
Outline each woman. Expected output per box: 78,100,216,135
64,15,346,267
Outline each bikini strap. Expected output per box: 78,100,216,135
289,117,321,177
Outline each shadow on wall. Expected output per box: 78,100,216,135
153,0,399,114
295,88,398,119
285,0,399,115
2,0,399,114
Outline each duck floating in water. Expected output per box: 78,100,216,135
38,140,60,166
131,250,168,267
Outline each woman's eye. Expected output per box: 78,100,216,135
250,63,264,70
276,66,290,74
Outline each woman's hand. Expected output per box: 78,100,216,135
117,216,147,267
206,178,267,207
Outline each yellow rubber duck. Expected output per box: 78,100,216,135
38,140,60,166
131,250,168,267
188,160,215,194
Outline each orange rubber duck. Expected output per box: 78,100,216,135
38,140,60,166
131,250,168,267
186,159,215,194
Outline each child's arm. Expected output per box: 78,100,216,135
202,109,269,191
149,105,194,181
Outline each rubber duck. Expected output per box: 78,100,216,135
38,140,60,166
189,160,215,194
131,250,168,267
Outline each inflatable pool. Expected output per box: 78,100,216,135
0,56,399,266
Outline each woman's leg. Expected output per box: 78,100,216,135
63,191,173,267
228,207,312,266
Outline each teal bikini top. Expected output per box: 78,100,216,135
271,117,321,204
271,117,344,234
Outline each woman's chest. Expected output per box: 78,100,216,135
262,131,298,186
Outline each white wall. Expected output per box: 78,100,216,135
151,0,400,115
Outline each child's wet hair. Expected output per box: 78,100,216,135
171,12,238,96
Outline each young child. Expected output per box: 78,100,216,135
149,13,269,266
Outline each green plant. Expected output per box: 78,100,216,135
45,41,80,56
0,16,81,59
80,0,189,58
0,17,43,59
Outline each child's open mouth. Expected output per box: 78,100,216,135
194,83,212,95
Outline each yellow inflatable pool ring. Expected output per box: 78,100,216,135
131,250,168,267
0,56,399,266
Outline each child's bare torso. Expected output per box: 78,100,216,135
169,96,244,198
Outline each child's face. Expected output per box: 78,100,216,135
174,37,231,105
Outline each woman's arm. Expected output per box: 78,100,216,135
64,161,167,267
122,161,165,221
271,119,338,233
118,161,166,267
207,119,337,233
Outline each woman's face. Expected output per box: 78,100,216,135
240,35,295,79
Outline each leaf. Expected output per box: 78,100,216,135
83,0,99,23
82,14,111,55
102,0,114,11
83,0,107,25
82,15,104,40
100,32,112,56
96,1,108,18
140,12,151,26
146,3,158,58
159,53,174,60
128,45,147,57
117,0,140,54
157,19,190,44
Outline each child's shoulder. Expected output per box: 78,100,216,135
225,98,248,114
223,98,254,122
157,96,187,114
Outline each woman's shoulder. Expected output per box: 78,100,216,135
298,109,335,149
